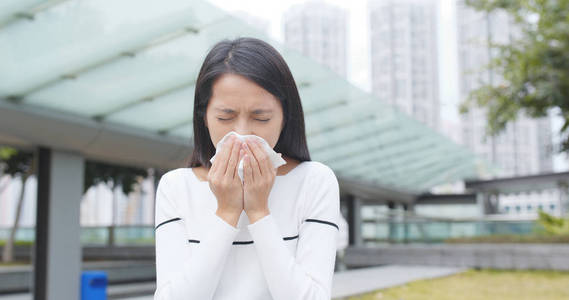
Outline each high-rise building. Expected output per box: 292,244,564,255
283,0,348,77
456,0,553,176
368,0,440,131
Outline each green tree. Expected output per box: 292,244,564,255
1,147,150,262
537,209,569,235
84,160,149,225
0,147,34,263
460,0,569,152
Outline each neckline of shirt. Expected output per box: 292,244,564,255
188,161,309,184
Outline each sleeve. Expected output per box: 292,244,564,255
246,164,340,300
153,172,240,300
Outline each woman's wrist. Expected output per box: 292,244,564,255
215,208,241,228
246,209,270,224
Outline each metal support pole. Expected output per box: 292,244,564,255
34,147,84,300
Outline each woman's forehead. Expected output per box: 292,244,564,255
212,73,266,94
210,74,280,111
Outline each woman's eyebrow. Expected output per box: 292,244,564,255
215,108,273,114
215,108,235,113
252,109,273,114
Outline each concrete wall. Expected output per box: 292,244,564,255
345,244,569,271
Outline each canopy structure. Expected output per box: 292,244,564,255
0,0,490,194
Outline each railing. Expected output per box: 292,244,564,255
362,219,539,244
0,214,544,246
361,211,542,244
0,225,156,246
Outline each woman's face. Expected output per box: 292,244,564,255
205,73,284,150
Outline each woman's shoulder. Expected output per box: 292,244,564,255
159,167,191,187
302,161,337,184
303,161,335,175
299,161,340,221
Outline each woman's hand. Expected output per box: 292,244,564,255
208,135,245,227
241,138,276,224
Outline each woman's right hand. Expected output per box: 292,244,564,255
208,135,245,227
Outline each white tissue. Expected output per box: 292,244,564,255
209,131,287,182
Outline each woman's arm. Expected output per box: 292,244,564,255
247,164,340,300
153,172,240,299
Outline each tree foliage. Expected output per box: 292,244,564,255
84,160,148,195
537,209,569,235
0,146,150,262
460,0,569,152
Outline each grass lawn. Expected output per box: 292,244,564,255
0,261,29,267
347,269,569,300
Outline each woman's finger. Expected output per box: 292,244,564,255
248,139,270,176
226,138,242,179
243,139,262,178
243,152,253,183
211,135,233,177
219,136,236,176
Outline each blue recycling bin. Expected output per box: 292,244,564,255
81,271,107,300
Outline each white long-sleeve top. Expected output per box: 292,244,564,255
153,160,340,300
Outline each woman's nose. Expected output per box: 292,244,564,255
233,118,253,136
233,127,251,137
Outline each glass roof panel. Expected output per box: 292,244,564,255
105,84,195,132
0,0,227,95
0,0,489,193
0,0,44,24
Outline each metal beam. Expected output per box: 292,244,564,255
337,175,417,204
0,0,70,30
465,171,569,193
0,98,189,171
416,193,477,205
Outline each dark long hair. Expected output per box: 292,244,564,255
187,37,311,168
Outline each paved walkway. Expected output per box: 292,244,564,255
0,264,466,299
332,264,466,299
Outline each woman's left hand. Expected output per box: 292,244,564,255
241,138,275,224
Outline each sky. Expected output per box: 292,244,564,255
207,0,567,171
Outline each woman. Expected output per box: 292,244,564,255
154,37,340,300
